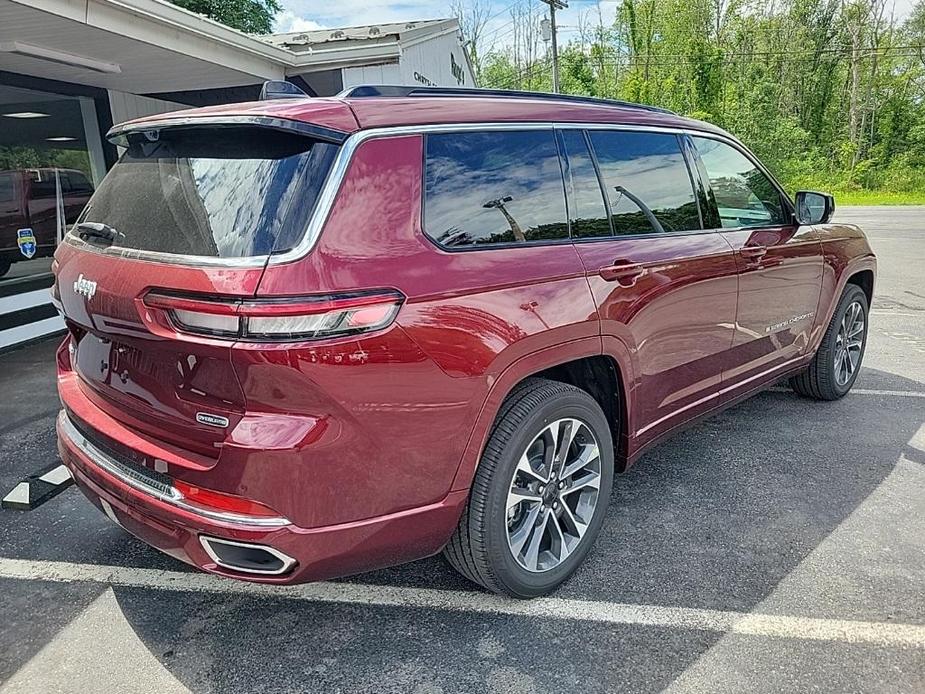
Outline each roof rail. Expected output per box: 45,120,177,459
337,85,676,115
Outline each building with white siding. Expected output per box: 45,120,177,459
0,0,475,351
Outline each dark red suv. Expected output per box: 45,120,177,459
52,85,876,597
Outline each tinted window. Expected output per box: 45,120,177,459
557,130,611,239
78,127,338,258
67,171,93,195
424,130,568,247
0,173,14,203
588,131,700,235
28,171,57,199
693,136,785,228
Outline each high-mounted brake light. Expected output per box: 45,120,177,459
142,289,404,341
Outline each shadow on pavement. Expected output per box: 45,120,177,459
1,351,923,692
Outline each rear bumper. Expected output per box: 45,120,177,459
57,410,468,583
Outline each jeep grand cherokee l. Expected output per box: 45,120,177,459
52,85,875,598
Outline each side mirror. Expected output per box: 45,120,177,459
795,191,835,225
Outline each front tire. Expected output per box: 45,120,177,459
790,284,869,400
443,378,615,598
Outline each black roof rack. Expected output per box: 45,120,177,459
338,85,676,115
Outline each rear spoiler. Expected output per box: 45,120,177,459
107,115,349,148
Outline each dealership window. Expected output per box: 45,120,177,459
0,81,108,350
423,130,569,247
0,84,106,289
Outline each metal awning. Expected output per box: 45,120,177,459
1,0,289,93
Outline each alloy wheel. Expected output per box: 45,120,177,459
834,300,865,386
505,418,602,573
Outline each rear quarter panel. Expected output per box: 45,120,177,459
252,134,602,523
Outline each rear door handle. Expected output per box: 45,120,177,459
598,262,645,286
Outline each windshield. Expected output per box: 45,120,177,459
76,126,338,258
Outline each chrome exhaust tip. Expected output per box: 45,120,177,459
199,536,296,576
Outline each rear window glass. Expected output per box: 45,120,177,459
76,127,338,258
424,130,568,247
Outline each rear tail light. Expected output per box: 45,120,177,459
142,289,404,341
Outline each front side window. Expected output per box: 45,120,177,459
424,130,569,247
78,127,338,258
588,131,701,235
692,136,785,228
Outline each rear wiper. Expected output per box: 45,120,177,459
76,222,124,246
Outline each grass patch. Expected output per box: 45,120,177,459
832,190,925,206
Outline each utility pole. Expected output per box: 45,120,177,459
483,196,525,242
540,0,567,93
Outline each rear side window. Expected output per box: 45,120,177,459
424,130,569,247
692,136,785,228
77,127,338,258
588,131,701,235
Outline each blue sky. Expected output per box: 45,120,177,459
274,0,918,42
273,0,625,46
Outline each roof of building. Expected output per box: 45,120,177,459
266,19,456,51
1,1,465,93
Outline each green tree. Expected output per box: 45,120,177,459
475,0,925,201
168,0,280,34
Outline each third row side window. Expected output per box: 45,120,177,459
424,130,568,247
588,130,701,235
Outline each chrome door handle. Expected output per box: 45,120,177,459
599,262,645,286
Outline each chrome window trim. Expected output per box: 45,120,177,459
199,536,297,576
59,412,290,528
65,119,783,268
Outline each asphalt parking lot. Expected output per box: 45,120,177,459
0,206,923,693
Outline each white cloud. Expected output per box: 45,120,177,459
278,0,447,29
274,9,326,33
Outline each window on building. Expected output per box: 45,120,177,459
692,136,786,228
424,130,569,247
588,130,701,235
0,81,105,350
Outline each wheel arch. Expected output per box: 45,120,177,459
450,337,634,491
810,256,876,357
846,268,874,305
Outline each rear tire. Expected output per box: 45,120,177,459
790,284,868,400
443,378,615,598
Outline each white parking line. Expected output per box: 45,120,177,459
1,557,923,649
768,387,925,398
